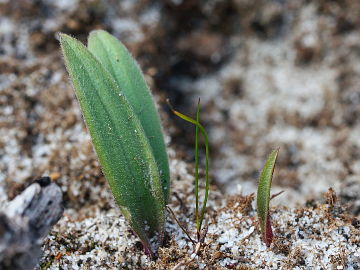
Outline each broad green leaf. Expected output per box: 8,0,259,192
87,30,170,203
59,33,165,254
257,149,278,247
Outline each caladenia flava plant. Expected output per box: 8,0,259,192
59,30,170,256
256,149,279,247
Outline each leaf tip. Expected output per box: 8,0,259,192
166,98,175,113
58,32,70,45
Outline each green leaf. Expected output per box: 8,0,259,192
59,33,165,254
87,30,170,203
168,100,210,238
256,149,278,247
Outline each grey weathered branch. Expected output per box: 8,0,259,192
0,177,63,270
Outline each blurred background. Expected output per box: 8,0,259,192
1,0,360,215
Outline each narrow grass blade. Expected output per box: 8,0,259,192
168,100,209,236
195,99,200,233
87,30,170,203
59,33,165,254
257,149,279,247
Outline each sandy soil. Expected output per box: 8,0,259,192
0,0,360,269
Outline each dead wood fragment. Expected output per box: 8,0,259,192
0,177,63,270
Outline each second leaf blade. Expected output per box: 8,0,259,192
87,30,170,203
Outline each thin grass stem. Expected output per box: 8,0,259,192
166,206,195,244
167,99,209,237
195,99,200,233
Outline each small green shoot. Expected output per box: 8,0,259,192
59,31,169,256
257,149,279,247
168,99,209,241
